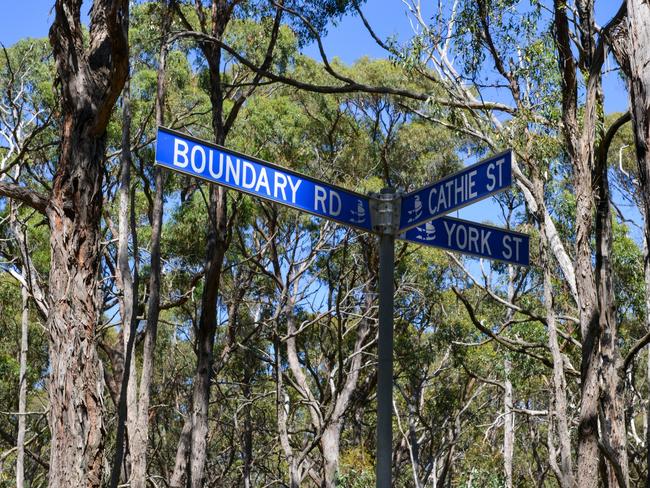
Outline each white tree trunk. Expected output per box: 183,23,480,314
321,423,341,488
16,282,28,488
503,358,514,488
503,266,515,488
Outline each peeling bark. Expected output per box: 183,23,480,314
542,235,574,488
552,2,628,484
46,0,129,485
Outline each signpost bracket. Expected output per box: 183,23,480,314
370,188,401,236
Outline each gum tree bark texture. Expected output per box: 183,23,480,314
608,3,650,479
625,0,650,266
553,1,629,484
47,0,129,486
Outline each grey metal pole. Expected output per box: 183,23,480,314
375,188,396,488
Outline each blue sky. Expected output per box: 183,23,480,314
2,0,636,235
1,0,628,115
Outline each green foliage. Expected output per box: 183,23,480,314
338,447,375,487
4,2,650,486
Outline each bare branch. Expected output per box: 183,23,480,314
0,182,48,214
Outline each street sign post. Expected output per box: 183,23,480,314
399,150,513,232
372,189,398,488
400,216,530,266
154,127,527,488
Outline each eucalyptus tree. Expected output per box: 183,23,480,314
45,1,129,483
352,1,633,485
165,12,287,486
104,3,178,485
606,6,650,484
0,2,130,482
0,38,53,488
160,2,373,485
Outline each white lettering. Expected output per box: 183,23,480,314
329,190,341,216
225,156,240,186
454,175,464,204
209,152,224,179
190,145,206,173
255,168,271,196
468,170,477,198
173,139,189,168
495,158,504,188
314,185,327,213
503,235,512,259
481,230,492,255
274,172,288,200
444,181,454,208
287,176,302,204
486,163,496,191
437,184,448,211
468,226,479,253
443,220,456,247
428,188,438,214
242,161,256,189
512,236,523,261
456,225,467,249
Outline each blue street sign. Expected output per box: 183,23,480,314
155,127,373,231
399,150,513,232
400,216,529,266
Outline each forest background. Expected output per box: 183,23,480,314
1,0,650,487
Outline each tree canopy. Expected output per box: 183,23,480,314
1,1,650,487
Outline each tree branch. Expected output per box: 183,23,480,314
168,30,519,115
0,182,48,214
623,329,650,372
597,111,631,173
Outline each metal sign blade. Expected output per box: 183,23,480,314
155,127,373,231
399,215,530,266
399,150,513,232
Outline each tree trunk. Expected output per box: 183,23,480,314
110,73,140,488
46,1,129,486
188,185,228,488
503,358,514,488
274,332,303,488
542,241,574,487
319,289,371,487
609,2,650,483
644,237,650,488
44,112,125,488
167,1,285,482
573,105,602,488
130,6,171,486
321,423,341,488
16,280,28,488
169,12,231,486
242,377,253,488
595,137,629,486
169,420,192,487
626,0,650,304
407,387,421,488
503,266,515,488
46,126,108,488
169,180,228,488
9,204,33,488
647,344,650,488
553,2,610,484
